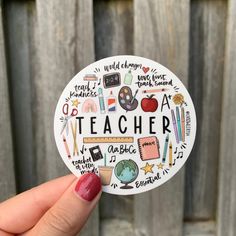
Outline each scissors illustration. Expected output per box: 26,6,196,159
60,103,78,135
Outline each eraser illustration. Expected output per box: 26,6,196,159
54,55,196,195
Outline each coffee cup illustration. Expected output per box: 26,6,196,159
98,166,114,186
98,153,114,186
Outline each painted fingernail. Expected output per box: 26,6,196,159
74,173,101,201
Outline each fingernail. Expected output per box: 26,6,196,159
74,173,101,201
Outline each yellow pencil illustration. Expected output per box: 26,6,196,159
71,120,79,156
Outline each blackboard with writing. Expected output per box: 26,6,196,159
103,72,121,88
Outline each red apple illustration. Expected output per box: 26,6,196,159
141,95,158,112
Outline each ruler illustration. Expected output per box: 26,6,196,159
83,137,134,143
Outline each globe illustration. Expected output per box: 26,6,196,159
114,159,139,189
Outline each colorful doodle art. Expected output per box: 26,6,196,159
54,56,196,195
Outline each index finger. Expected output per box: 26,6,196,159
0,174,76,234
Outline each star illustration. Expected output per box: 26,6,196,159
141,162,154,175
72,99,80,107
157,163,164,169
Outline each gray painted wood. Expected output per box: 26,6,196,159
185,0,227,220
94,0,133,60
184,221,215,236
36,0,98,235
94,0,134,225
4,1,36,192
134,0,189,235
101,219,134,236
0,0,16,201
217,0,236,235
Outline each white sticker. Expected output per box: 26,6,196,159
54,55,196,195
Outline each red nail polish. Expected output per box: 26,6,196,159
75,173,101,201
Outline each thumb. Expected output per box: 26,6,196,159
29,173,102,236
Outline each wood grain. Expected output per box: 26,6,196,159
217,0,236,235
36,0,98,235
184,0,227,220
4,1,36,192
94,0,133,60
184,221,215,236
94,0,134,227
134,0,189,235
0,0,16,201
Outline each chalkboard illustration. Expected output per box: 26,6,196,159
114,159,139,189
141,95,158,112
118,86,138,111
103,72,121,88
54,55,197,195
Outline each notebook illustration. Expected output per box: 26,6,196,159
138,136,160,161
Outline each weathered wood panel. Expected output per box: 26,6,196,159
184,221,215,236
217,0,236,235
134,0,189,235
94,0,133,60
94,1,134,233
35,0,98,235
4,0,36,192
0,0,16,201
185,0,227,220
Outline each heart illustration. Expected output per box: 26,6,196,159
142,67,150,74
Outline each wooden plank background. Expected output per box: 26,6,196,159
0,0,234,235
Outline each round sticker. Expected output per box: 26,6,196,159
54,55,196,195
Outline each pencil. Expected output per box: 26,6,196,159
171,109,179,144
71,121,79,156
169,142,172,167
75,120,78,155
181,107,185,142
162,134,169,163
142,88,169,93
176,107,182,142
62,135,71,159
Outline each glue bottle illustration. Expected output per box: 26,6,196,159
124,70,133,85
98,88,105,113
107,91,116,112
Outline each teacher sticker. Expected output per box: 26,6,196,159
54,55,196,195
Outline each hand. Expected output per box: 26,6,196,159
0,173,102,236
